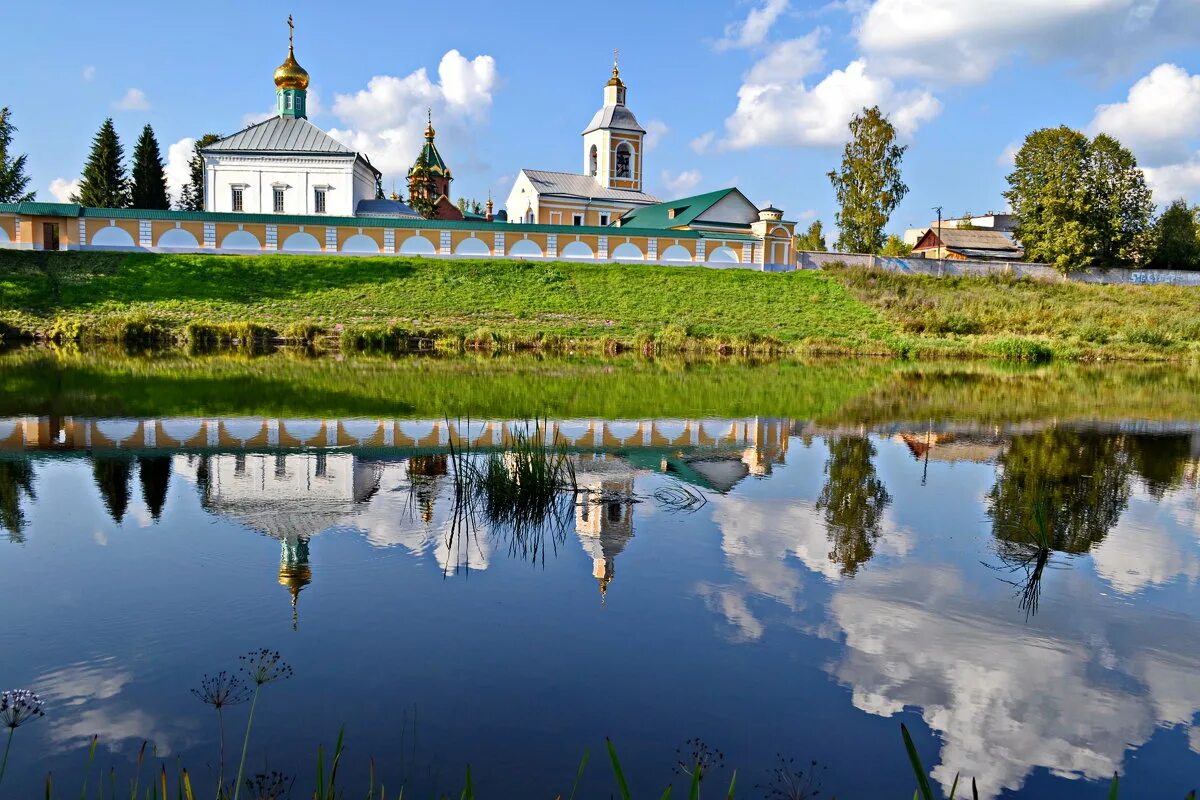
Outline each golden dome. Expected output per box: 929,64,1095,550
274,45,310,90
606,64,624,88
278,563,312,598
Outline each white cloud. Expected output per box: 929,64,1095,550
855,0,1200,85
997,141,1019,167
1143,156,1200,203
1091,64,1200,167
745,29,826,85
48,177,80,203
691,131,716,154
661,169,703,196
82,65,95,81
327,50,498,184
164,137,195,203
721,58,941,149
644,119,669,151
113,88,150,112
716,0,790,51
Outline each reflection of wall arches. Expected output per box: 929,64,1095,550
280,420,323,444
157,228,199,249
341,234,379,254
454,237,490,256
221,230,260,250
398,235,436,255
282,231,321,252
95,420,140,444
560,241,594,259
159,419,202,444
507,239,542,257
708,246,739,263
660,244,691,262
90,226,136,248
611,242,643,260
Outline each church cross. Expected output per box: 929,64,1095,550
288,15,294,48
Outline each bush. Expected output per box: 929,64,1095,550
1126,328,1172,348
986,337,1054,363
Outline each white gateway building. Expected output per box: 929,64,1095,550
201,22,383,218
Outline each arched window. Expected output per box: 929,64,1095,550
614,143,633,179
589,145,598,177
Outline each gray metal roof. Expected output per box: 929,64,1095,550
204,116,354,155
355,198,421,219
928,228,1022,252
521,169,659,204
582,104,646,135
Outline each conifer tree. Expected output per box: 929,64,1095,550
76,118,128,208
0,107,35,203
129,123,170,210
176,132,221,211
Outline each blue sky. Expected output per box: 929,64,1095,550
8,0,1200,234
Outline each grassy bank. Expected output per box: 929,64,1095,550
2,251,1198,360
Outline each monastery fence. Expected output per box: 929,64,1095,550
795,250,1200,286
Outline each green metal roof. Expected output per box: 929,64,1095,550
615,188,737,230
408,136,451,178
0,202,762,240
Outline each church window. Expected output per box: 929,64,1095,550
314,188,327,214
615,143,632,179
599,213,610,226
231,187,244,212
273,188,285,213
589,145,598,177
285,94,293,111
572,214,583,226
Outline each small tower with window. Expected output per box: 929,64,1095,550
274,16,310,119
582,51,645,192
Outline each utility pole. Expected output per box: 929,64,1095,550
932,206,943,260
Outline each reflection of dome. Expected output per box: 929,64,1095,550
278,537,311,631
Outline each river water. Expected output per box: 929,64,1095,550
1,350,1199,798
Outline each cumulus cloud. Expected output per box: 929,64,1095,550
644,119,669,151
691,131,716,155
1090,64,1200,167
745,29,826,85
855,0,1200,84
113,88,150,112
661,169,703,195
48,177,80,203
721,58,941,149
165,137,195,203
327,50,498,183
716,0,790,51
997,141,1020,167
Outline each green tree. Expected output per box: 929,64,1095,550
176,133,222,211
989,429,1132,555
828,106,909,254
129,124,170,210
456,197,485,216
880,233,913,256
1004,127,1154,272
76,118,128,208
957,212,977,230
1151,199,1200,270
794,220,827,252
406,151,439,219
0,107,35,202
817,436,891,575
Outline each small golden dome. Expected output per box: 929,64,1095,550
607,64,624,88
278,563,312,597
274,46,310,90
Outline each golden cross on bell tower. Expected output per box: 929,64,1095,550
612,48,619,74
288,14,294,49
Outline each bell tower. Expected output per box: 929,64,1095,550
582,51,645,192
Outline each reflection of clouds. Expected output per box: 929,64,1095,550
827,563,1200,798
35,659,187,755
1092,488,1200,594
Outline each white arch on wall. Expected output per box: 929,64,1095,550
220,230,261,250
708,246,739,263
0,226,10,244
660,244,691,262
454,236,490,256
157,228,199,249
560,241,594,259
611,242,643,260
398,235,436,255
341,234,380,254
282,231,322,252
508,239,542,257
90,225,136,248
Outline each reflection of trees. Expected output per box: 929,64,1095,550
817,436,891,575
138,456,171,521
93,456,134,524
989,429,1132,554
0,459,35,542
1125,434,1192,499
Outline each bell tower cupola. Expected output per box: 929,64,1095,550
274,15,310,119
582,50,646,192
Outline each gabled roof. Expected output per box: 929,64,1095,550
614,188,740,230
204,115,353,155
582,104,646,135
519,169,659,204
409,138,451,178
914,227,1022,254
